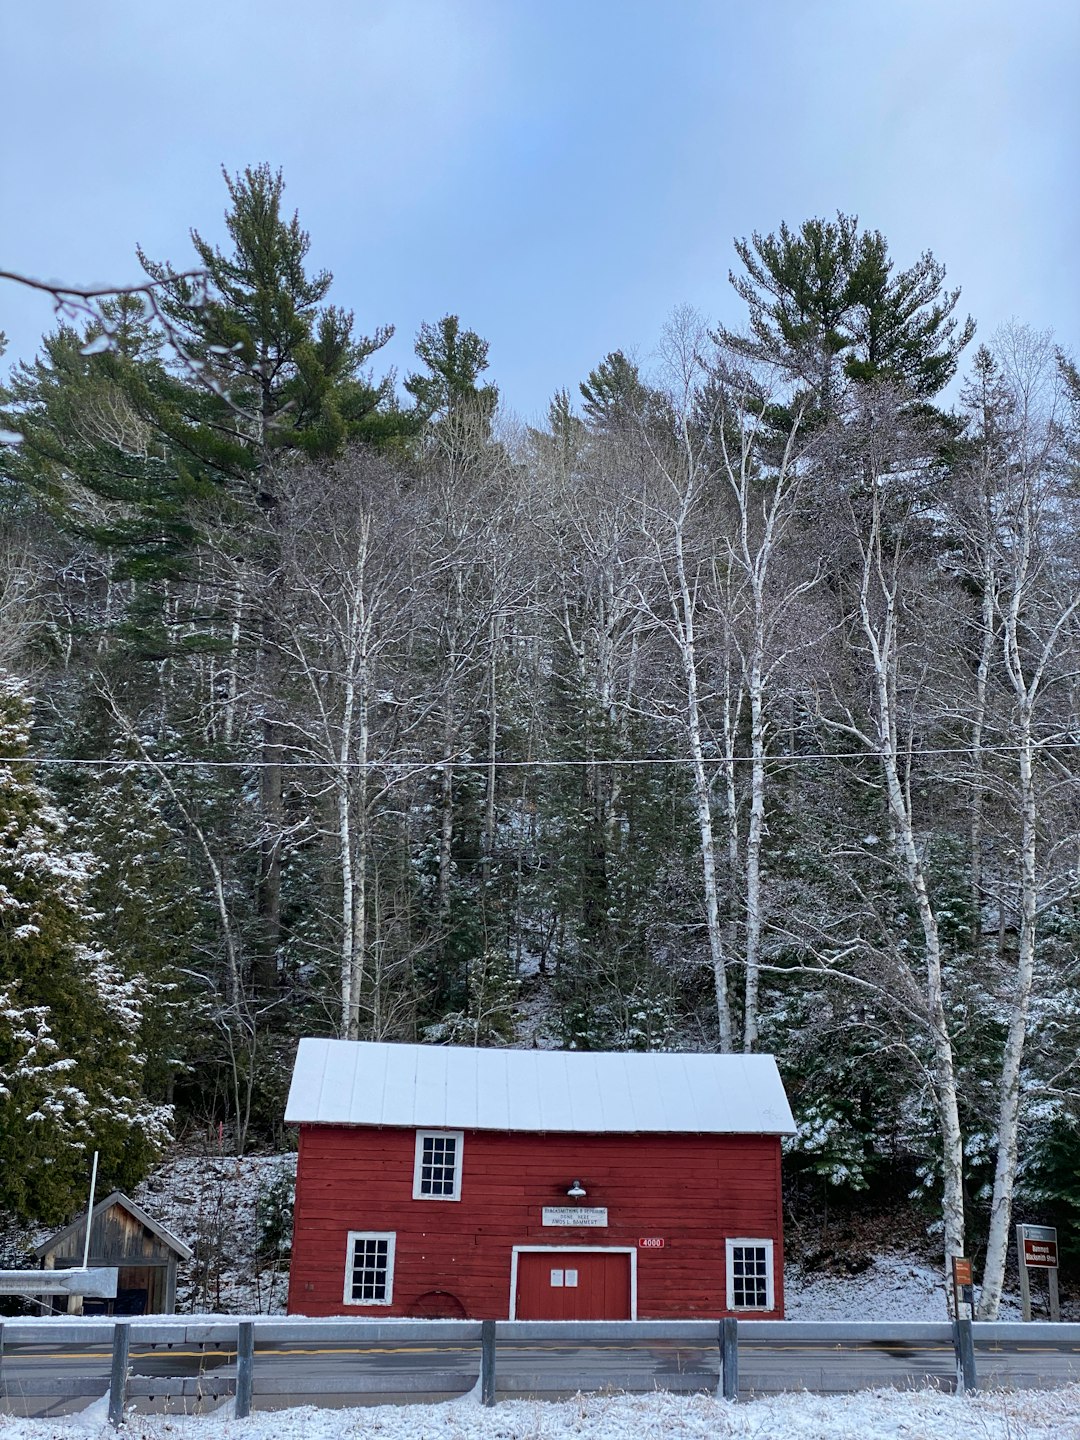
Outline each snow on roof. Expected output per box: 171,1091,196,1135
285,1040,796,1135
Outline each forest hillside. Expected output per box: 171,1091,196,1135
1,169,1078,1319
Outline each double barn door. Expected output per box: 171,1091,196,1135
514,1249,631,1320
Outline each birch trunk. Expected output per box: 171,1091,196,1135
223,582,244,745
977,446,1080,1314
978,706,1036,1316
483,608,499,878
968,573,993,949
437,567,463,925
716,397,806,1052
856,498,966,1283
337,615,372,1041
672,511,734,1051
742,647,766,1051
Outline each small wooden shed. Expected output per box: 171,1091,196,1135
34,1192,192,1315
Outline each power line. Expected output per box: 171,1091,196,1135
1,741,1078,771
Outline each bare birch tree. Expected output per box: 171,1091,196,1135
815,390,968,1284
951,330,1080,1316
275,452,425,1039
630,313,815,1051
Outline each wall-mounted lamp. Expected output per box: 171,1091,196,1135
566,1179,587,1199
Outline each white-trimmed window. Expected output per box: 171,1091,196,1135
413,1130,463,1200
726,1238,774,1311
344,1231,395,1305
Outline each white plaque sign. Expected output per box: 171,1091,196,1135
542,1206,608,1227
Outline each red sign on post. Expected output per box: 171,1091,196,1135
1023,1236,1058,1268
638,1237,665,1249
1017,1224,1061,1323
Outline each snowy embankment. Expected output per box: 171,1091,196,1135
3,1387,1080,1440
133,1153,295,1314
786,1253,1024,1321
133,1149,1028,1320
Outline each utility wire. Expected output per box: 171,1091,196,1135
1,742,1078,771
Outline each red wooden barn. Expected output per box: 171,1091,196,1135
285,1039,796,1320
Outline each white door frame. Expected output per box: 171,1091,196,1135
508,1245,637,1320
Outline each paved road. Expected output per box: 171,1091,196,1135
3,1334,1079,1417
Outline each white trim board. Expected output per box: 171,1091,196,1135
412,1129,464,1201
343,1230,396,1307
508,1245,637,1320
725,1236,775,1312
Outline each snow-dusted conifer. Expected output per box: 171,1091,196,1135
0,672,171,1221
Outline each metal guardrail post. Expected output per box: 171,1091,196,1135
0,1320,5,1401
236,1320,255,1418
108,1322,130,1428
481,1319,496,1406
953,1317,977,1393
720,1317,738,1401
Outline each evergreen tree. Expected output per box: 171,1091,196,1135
719,213,974,420
2,299,199,599
4,165,404,599
140,163,398,469
579,351,655,433
0,673,170,1221
70,767,204,1105
405,314,498,434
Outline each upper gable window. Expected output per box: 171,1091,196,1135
413,1129,463,1201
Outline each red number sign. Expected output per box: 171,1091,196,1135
638,1237,665,1249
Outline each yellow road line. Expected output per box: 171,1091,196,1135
17,1341,1080,1364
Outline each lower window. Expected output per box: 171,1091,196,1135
344,1231,395,1306
726,1238,774,1311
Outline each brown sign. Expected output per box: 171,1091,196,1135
1023,1237,1058,1268
638,1237,665,1249
952,1258,973,1285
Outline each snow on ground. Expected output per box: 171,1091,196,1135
133,1152,296,1315
3,1386,1080,1440
785,1253,1023,1321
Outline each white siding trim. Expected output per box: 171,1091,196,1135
508,1246,637,1320
412,1129,464,1201
343,1231,396,1307
725,1237,775,1312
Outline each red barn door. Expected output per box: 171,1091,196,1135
514,1250,631,1319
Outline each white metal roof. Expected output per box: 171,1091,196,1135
285,1039,796,1135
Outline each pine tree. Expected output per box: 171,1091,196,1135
405,314,498,435
579,350,667,434
719,213,974,421
130,165,403,993
140,163,398,469
70,766,204,1105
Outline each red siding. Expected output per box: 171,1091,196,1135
288,1126,785,1319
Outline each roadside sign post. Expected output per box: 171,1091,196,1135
952,1257,974,1321
1017,1224,1060,1322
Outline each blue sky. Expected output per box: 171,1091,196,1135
2,0,1076,422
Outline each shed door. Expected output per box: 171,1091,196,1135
515,1250,631,1320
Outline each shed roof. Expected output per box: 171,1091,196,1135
33,1191,193,1262
286,1039,796,1135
